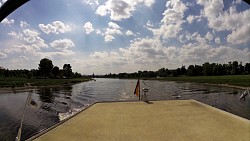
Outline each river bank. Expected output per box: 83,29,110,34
0,77,93,93
154,75,250,89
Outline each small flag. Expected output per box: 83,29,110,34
134,79,140,97
28,94,38,108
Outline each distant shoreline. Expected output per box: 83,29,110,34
0,78,93,93
152,75,250,89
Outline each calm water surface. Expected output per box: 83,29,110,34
0,78,249,140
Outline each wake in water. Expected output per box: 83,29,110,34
58,104,90,121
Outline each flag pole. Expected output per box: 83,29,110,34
16,92,31,141
139,79,140,101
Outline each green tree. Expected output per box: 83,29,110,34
187,65,194,76
245,63,250,74
157,68,165,77
203,62,212,76
52,66,60,77
63,64,72,78
232,61,238,75
38,58,53,78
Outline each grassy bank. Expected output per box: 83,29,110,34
157,75,250,87
0,77,92,87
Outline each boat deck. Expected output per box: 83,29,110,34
31,100,249,141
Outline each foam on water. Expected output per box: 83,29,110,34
58,104,90,121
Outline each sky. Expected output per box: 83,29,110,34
0,0,249,75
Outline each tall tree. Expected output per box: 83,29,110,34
203,62,212,76
38,58,53,78
63,64,72,78
232,61,238,75
245,63,250,74
52,66,59,77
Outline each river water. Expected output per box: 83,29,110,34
0,78,249,140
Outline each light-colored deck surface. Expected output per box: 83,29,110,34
34,100,250,141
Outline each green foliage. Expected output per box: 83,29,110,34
159,75,250,87
52,66,60,77
38,58,53,78
0,58,83,80
0,78,91,87
63,64,72,78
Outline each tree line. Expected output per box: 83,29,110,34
97,61,250,79
0,58,83,78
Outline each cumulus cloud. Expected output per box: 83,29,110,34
186,15,201,24
20,21,30,28
183,32,207,45
227,23,250,44
83,22,94,34
50,39,75,50
39,21,72,34
108,22,120,29
102,22,123,42
96,5,109,16
1,18,14,25
196,0,250,44
149,0,187,39
88,36,250,73
8,28,48,50
125,30,134,36
96,0,155,21
205,32,213,42
215,37,221,44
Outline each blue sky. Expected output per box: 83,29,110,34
0,0,249,74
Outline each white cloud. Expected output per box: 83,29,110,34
1,18,14,25
104,34,115,42
102,22,123,42
20,21,30,28
125,30,134,36
183,32,207,44
215,37,221,44
197,0,250,31
205,32,213,41
50,39,75,50
39,21,72,34
22,29,48,48
105,28,122,35
108,22,120,29
195,0,250,45
96,0,155,21
186,15,201,24
8,28,48,49
149,0,187,39
83,0,99,7
83,22,94,34
146,21,153,27
96,5,109,16
227,23,250,45
0,52,7,58
7,26,49,57
87,36,250,73
95,29,102,34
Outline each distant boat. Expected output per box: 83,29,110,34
240,89,249,101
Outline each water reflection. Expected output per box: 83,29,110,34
37,88,55,103
0,78,249,141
